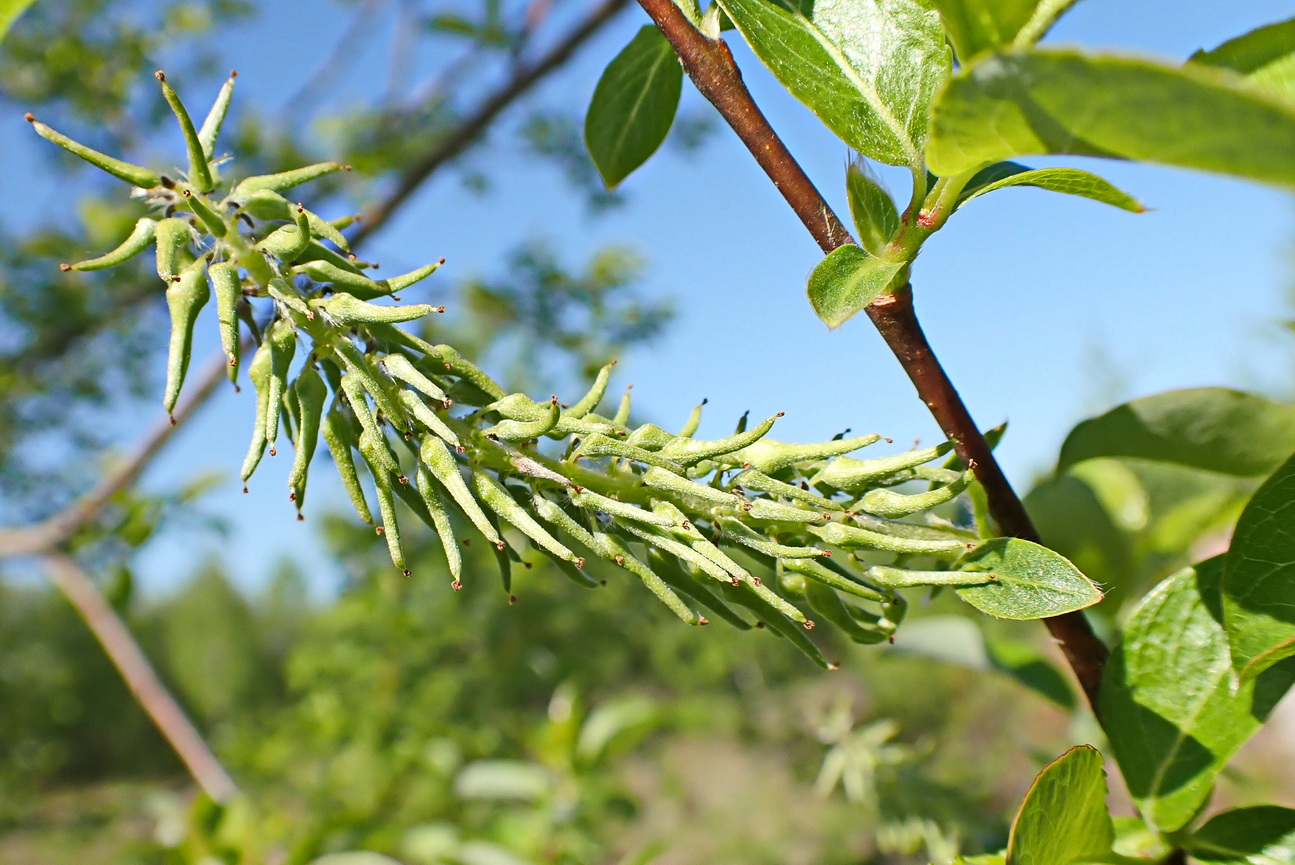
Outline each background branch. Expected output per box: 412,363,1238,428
634,0,1108,707
40,551,240,803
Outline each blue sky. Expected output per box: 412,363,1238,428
10,0,1295,595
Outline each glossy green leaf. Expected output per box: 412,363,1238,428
806,245,904,329
1006,745,1113,865
584,26,682,188
931,0,1077,62
1099,558,1295,833
1185,805,1295,865
957,162,1144,212
927,49,1295,188
0,0,35,42
716,0,950,167
1191,17,1295,105
846,163,900,255
1223,451,1295,680
955,538,1102,620
1058,388,1295,478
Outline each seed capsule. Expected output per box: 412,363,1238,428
358,429,402,481
857,565,995,589
419,437,503,548
716,581,827,667
588,531,700,624
808,522,967,559
233,162,349,196
719,518,826,559
369,464,408,575
26,114,162,188
728,433,884,474
473,472,582,565
208,262,242,383
429,345,506,400
397,390,460,450
484,397,560,440
241,341,274,484
803,582,888,645
322,406,374,525
613,386,632,426
811,442,954,492
645,548,751,629
267,278,313,320
676,399,706,437
163,259,210,417
571,434,683,473
744,499,829,524
378,354,449,404
625,424,674,449
658,413,780,465
641,466,739,506
264,319,297,448
780,558,891,603
567,362,615,418
728,469,843,511
858,471,970,518
154,218,194,283
333,342,404,426
383,260,445,295
287,364,327,515
257,207,311,262
67,218,155,271
156,71,215,193
197,71,236,160
570,488,673,527
318,292,435,327
180,189,226,236
415,466,462,583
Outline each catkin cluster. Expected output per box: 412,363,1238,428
30,73,1002,664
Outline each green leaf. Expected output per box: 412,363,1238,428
846,163,900,255
957,162,1144,212
927,49,1295,188
1185,806,1295,865
1006,745,1114,865
1191,17,1295,105
453,760,552,802
806,245,904,328
1058,388,1295,478
931,0,1078,62
716,0,950,167
955,538,1103,620
0,0,35,42
584,26,682,188
575,696,659,769
1223,451,1295,680
1099,558,1295,833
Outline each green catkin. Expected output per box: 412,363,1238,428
26,114,162,188
808,522,970,559
728,433,884,474
472,473,582,566
233,162,348,195
197,72,236,159
67,218,155,271
263,319,297,450
154,217,193,283
419,437,504,548
658,413,781,465
288,364,326,514
397,390,461,450
208,261,242,384
416,467,463,586
241,341,274,485
181,189,226,236
858,471,971,518
567,362,615,418
322,407,374,525
156,71,214,192
163,259,210,417
811,442,955,492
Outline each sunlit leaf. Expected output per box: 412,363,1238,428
931,0,1078,62
1191,17,1295,105
1006,745,1113,865
957,162,1144,212
956,538,1102,620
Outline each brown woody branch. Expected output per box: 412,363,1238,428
635,0,1108,707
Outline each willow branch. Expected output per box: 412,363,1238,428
636,0,1108,707
352,0,632,244
41,551,239,802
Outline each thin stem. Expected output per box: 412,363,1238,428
40,551,239,803
636,0,1108,707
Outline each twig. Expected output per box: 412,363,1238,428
41,551,239,802
635,0,1108,707
352,0,632,244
